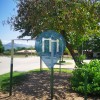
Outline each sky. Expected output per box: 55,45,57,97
0,0,35,46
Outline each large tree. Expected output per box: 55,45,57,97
9,0,100,65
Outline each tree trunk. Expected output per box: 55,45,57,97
60,30,81,66
66,41,78,66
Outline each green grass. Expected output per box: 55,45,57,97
0,72,26,92
56,61,73,65
63,56,72,60
29,68,72,74
59,60,66,63
0,68,72,92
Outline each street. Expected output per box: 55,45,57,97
0,56,90,75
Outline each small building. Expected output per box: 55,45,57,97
93,52,100,58
16,50,36,55
83,50,100,59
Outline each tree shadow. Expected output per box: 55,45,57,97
13,71,72,99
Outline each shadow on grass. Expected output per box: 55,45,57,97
12,70,72,99
0,72,27,92
0,69,78,99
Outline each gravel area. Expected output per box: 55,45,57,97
0,72,99,100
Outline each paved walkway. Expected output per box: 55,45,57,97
0,56,90,75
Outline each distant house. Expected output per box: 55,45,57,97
93,52,100,58
83,50,100,59
16,50,36,54
83,50,93,59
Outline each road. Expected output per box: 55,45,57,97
0,56,90,75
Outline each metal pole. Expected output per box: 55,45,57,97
40,56,42,72
59,57,61,74
9,40,14,96
59,42,63,74
50,42,54,99
51,67,54,99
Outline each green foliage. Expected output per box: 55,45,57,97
75,54,86,65
59,60,66,63
10,0,100,39
16,47,34,51
64,47,70,55
3,50,11,55
71,60,100,96
0,40,4,53
16,47,26,51
83,36,100,52
9,0,100,65
29,68,72,74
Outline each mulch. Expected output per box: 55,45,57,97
0,71,100,100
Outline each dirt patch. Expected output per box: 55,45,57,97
0,72,99,100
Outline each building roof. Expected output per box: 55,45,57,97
16,50,36,53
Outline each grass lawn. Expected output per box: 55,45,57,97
0,68,72,92
0,72,26,92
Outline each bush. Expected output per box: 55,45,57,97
3,51,11,55
64,47,70,55
75,54,86,66
71,59,100,96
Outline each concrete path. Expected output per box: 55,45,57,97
0,56,90,75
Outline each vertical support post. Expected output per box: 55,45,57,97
50,42,54,99
9,40,14,96
59,42,63,74
84,69,87,100
59,57,61,74
40,56,42,72
51,67,54,99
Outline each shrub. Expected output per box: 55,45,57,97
71,59,100,96
64,47,70,55
75,54,86,66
